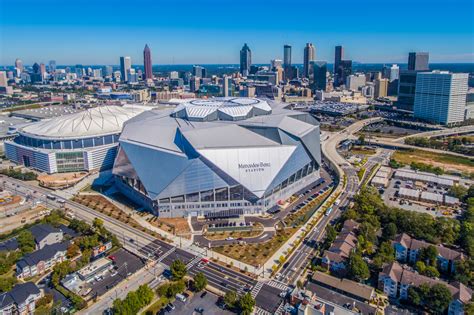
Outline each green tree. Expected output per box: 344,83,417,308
17,230,35,253
424,265,440,278
373,241,394,268
419,245,438,266
170,259,187,281
415,261,426,274
67,243,80,259
358,134,366,145
407,286,421,306
193,272,207,292
383,222,398,241
224,289,238,309
0,277,17,293
426,284,452,314
449,185,468,200
92,218,104,231
347,253,370,282
238,292,256,315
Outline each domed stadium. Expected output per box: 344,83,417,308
112,97,322,218
5,105,149,173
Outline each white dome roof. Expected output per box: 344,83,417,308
173,97,272,121
20,105,149,139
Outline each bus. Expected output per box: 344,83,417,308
46,194,57,201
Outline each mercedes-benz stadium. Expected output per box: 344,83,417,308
5,105,148,173
113,97,322,217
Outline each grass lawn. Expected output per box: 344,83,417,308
203,223,264,241
141,295,170,315
350,146,377,156
392,149,474,173
214,227,298,266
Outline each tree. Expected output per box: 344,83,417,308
358,134,366,145
170,259,187,281
92,218,104,231
407,286,421,306
67,243,80,259
383,222,398,241
449,185,468,200
373,241,394,268
0,277,17,293
424,265,440,278
17,230,35,253
419,245,438,266
347,253,370,282
224,289,238,309
415,261,426,274
426,284,452,314
238,292,256,315
193,272,207,292
80,248,92,266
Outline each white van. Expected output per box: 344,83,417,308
176,293,187,302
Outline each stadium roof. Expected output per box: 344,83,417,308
20,105,150,139
173,97,272,121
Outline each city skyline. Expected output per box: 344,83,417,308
1,0,473,65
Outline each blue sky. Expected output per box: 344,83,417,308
1,0,473,65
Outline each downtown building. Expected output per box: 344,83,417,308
113,97,322,218
5,106,148,173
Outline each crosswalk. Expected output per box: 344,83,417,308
254,306,272,315
250,281,264,299
275,301,285,315
157,247,175,263
267,280,290,291
186,256,202,269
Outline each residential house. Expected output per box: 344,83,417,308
321,220,359,273
379,262,472,315
29,224,64,250
0,282,42,315
16,241,69,279
393,233,464,273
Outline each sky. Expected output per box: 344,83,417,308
0,0,473,66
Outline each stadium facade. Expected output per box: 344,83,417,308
5,106,148,174
113,98,322,217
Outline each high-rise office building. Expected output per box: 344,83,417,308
103,65,113,77
39,63,46,77
143,44,153,80
0,71,8,87
334,46,352,87
414,71,468,125
75,65,84,78
239,43,252,77
383,64,400,96
408,52,429,71
396,52,430,111
31,63,42,83
120,56,132,82
192,65,206,78
93,68,102,78
49,60,56,73
311,61,327,91
374,78,389,98
303,43,315,78
346,73,366,91
222,76,232,97
190,76,201,92
283,45,292,67
169,71,179,79
14,58,23,75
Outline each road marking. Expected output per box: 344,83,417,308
267,280,290,291
251,281,264,299
254,306,272,315
185,256,201,269
157,247,176,263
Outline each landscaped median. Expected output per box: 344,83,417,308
212,186,336,274
203,222,264,241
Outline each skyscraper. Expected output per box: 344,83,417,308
303,43,315,79
414,71,468,125
0,71,8,87
311,61,327,91
14,59,23,74
49,60,56,73
143,44,153,80
334,46,352,87
239,43,252,77
39,63,46,77
31,63,42,83
374,78,389,98
192,65,206,78
120,56,132,82
408,52,429,71
283,45,292,67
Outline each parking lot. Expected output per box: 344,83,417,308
89,249,145,297
167,291,234,315
382,176,460,217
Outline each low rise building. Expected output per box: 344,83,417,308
29,224,64,250
379,262,471,315
321,220,359,273
311,271,375,303
392,233,464,273
16,241,69,279
77,257,113,282
0,282,42,315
